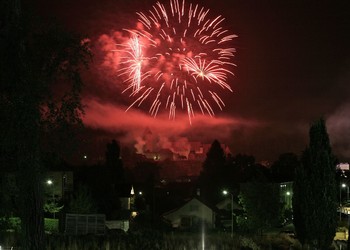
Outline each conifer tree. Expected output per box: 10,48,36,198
105,140,125,182
292,118,337,249
199,140,226,203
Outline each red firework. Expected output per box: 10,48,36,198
115,0,237,124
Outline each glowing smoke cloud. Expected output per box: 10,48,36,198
115,0,237,124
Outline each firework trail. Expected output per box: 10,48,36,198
115,0,237,124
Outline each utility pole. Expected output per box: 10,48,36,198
223,190,233,238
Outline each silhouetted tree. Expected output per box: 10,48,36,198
76,164,122,218
0,167,18,230
0,1,90,248
230,154,271,183
237,182,282,234
271,153,299,182
223,153,257,193
77,141,126,218
203,140,226,173
105,139,125,183
198,140,226,203
232,154,256,182
293,118,337,249
68,184,97,214
234,154,256,171
44,200,64,219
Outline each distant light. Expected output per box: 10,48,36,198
222,190,228,195
286,191,291,196
47,180,53,185
201,225,205,250
342,183,347,188
138,191,143,195
337,163,350,171
83,155,87,159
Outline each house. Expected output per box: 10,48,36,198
162,197,216,230
103,183,136,232
119,183,133,210
216,197,242,211
216,197,243,230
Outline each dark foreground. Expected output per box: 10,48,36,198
0,230,303,250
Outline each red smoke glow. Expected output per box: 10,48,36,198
82,98,259,151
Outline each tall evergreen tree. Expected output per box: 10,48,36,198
292,118,337,249
199,140,226,203
0,1,90,248
105,139,124,183
202,140,225,175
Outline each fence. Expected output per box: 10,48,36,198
65,214,105,235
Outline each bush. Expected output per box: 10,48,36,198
0,217,58,233
44,218,59,233
8,217,21,232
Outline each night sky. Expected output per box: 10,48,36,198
37,0,350,162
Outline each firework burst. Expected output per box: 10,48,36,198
115,0,237,124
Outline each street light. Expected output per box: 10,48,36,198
46,179,57,218
343,184,350,202
340,183,349,221
222,189,233,238
286,191,291,208
46,179,54,200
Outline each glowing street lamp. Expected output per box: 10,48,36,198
340,183,349,221
285,191,292,209
46,179,54,200
222,189,233,238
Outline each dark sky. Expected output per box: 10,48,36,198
38,0,350,162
